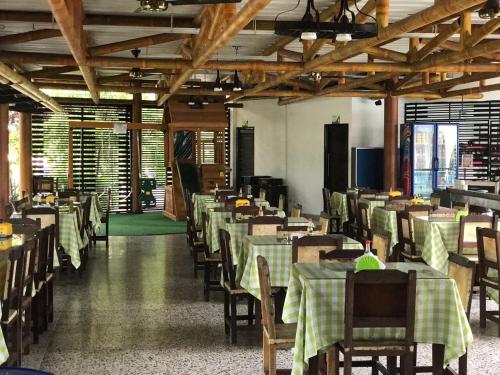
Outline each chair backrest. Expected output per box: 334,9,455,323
292,235,343,263
57,189,80,202
219,229,237,289
291,204,302,218
259,189,266,201
458,215,493,254
322,188,332,215
2,245,24,316
452,201,468,210
448,253,475,318
276,226,310,238
346,192,358,224
430,193,441,208
13,197,31,213
82,196,92,229
372,228,391,262
200,212,210,257
232,205,259,220
319,248,365,263
35,226,49,287
405,205,432,215
396,211,416,255
358,189,378,199
23,206,59,248
344,269,416,350
476,227,500,283
256,256,276,339
22,238,37,299
46,224,56,275
216,190,236,202
278,194,285,211
248,216,283,236
357,202,371,237
33,176,55,194
469,204,491,216
319,212,330,235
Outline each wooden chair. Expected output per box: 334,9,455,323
396,211,423,263
6,218,40,235
357,202,371,243
292,235,343,263
319,249,366,263
1,245,24,366
257,256,296,375
201,212,223,301
321,189,343,233
346,192,359,238
232,205,259,220
259,189,266,201
20,238,37,355
358,189,378,199
32,176,55,195
94,188,111,248
453,201,468,210
276,226,310,239
248,216,283,236
186,215,205,278
319,212,331,235
23,206,59,250
469,204,491,216
371,228,391,263
458,215,493,260
32,226,49,344
290,204,302,218
219,229,254,344
45,224,56,325
405,205,432,215
322,188,332,214
215,190,237,202
327,269,417,375
13,197,31,214
430,193,441,208
476,228,500,336
57,189,80,203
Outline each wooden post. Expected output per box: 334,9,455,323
0,104,9,220
19,112,33,198
68,129,74,188
131,83,142,213
384,79,399,191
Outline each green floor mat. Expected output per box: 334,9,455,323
99,212,186,236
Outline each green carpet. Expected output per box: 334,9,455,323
102,212,186,236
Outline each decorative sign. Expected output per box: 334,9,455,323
113,123,128,135
462,154,474,168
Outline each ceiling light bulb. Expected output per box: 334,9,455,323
336,33,352,43
214,87,223,92
301,32,317,41
213,70,223,92
479,0,499,19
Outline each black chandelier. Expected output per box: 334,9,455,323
274,0,377,42
478,0,500,19
129,48,143,79
137,0,168,12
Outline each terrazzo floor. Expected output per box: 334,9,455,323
22,234,500,375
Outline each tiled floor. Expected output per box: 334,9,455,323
23,234,500,374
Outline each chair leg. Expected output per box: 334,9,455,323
248,295,254,326
326,350,336,375
230,295,237,344
203,262,210,302
16,315,22,367
480,283,486,329
193,250,198,278
371,356,379,375
263,335,270,374
387,356,397,375
223,290,229,335
458,350,467,375
402,352,414,375
32,296,39,345
343,352,352,375
23,305,32,355
269,344,277,375
47,280,54,323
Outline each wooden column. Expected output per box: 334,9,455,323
0,104,9,220
68,129,74,188
384,80,399,191
131,84,142,213
19,112,32,198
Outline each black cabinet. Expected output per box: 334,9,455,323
235,127,255,188
324,124,349,192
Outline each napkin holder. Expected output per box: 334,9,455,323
355,253,385,272
0,223,13,238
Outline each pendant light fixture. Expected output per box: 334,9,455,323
213,70,223,92
129,48,143,79
478,0,500,19
137,0,168,12
274,0,377,42
232,70,242,92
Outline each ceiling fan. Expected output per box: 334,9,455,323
134,0,242,13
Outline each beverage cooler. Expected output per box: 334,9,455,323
400,122,459,197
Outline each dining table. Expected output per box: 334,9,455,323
371,206,398,247
237,235,364,299
413,216,461,274
282,262,473,375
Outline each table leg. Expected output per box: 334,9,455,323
432,344,445,375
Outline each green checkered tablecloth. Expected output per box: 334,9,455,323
282,262,473,375
238,235,363,299
413,217,460,274
371,207,398,247
207,210,232,253
81,193,102,231
358,198,386,219
59,209,88,269
193,194,215,226
330,192,348,225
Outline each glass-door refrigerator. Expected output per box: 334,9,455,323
400,122,459,197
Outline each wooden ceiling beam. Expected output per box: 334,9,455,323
231,0,484,101
0,29,61,46
277,49,303,62
394,72,499,96
411,20,460,62
0,62,62,112
47,0,99,104
364,46,407,63
89,33,189,56
441,82,500,99
25,66,78,78
157,0,272,105
466,16,500,47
